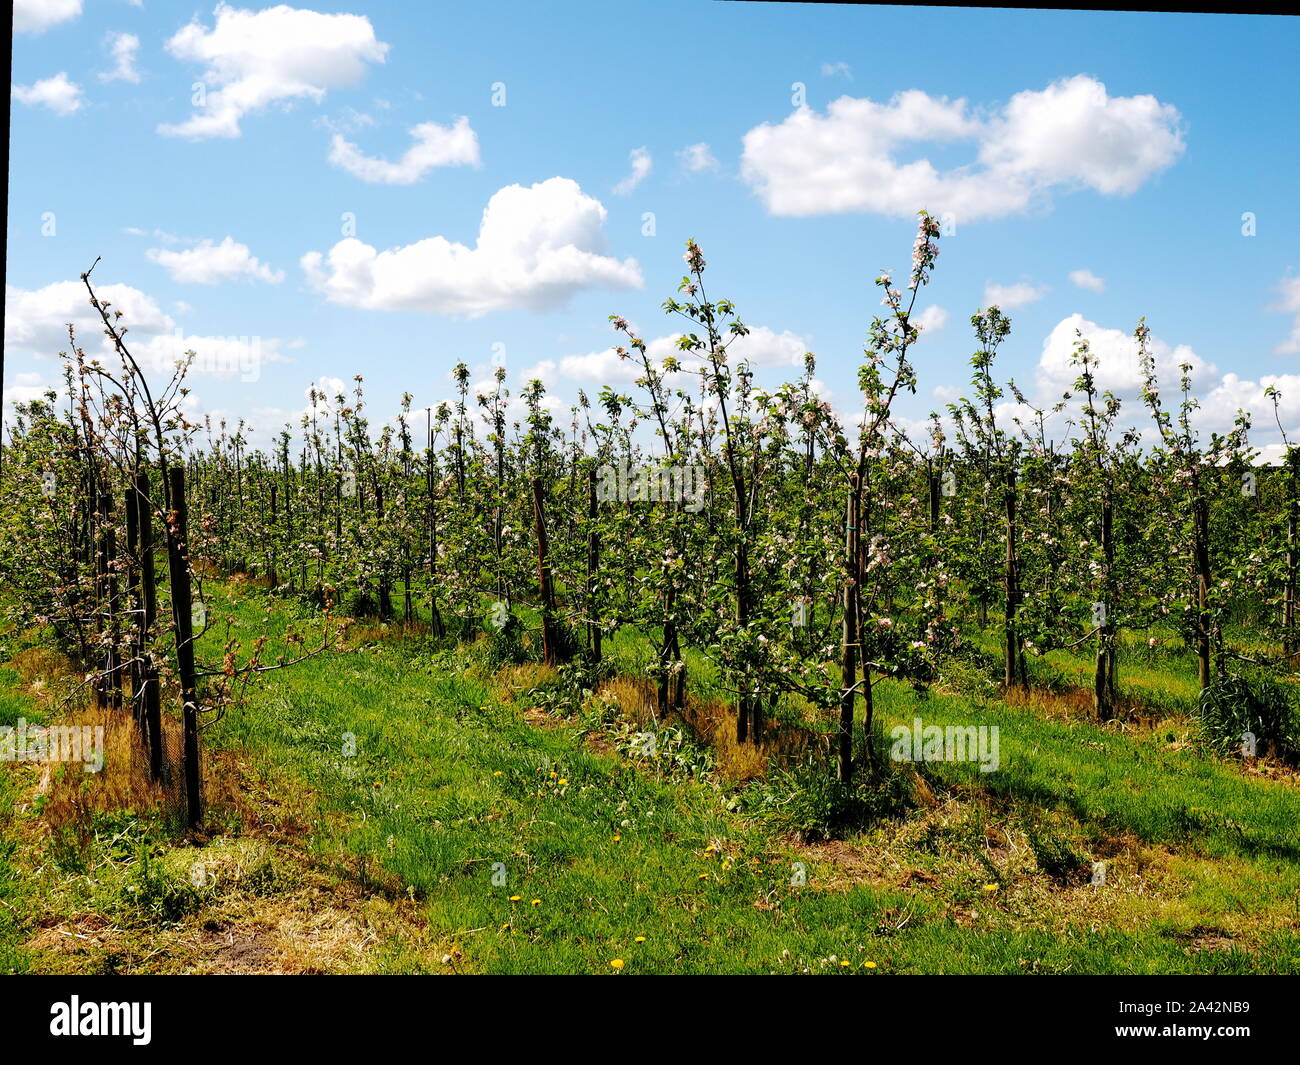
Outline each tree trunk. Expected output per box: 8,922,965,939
124,482,142,732
586,467,601,664
1094,491,1116,720
100,489,123,713
839,475,860,783
427,443,445,639
1003,466,1020,690
531,476,562,666
1193,484,1212,689
374,482,394,620
1285,453,1297,656
735,538,757,743
135,471,163,781
268,483,279,587
165,466,202,830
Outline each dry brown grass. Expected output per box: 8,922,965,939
592,675,828,782
597,676,657,727
1003,683,1149,724
492,662,558,704
9,644,256,853
10,645,81,706
22,842,444,975
38,710,168,845
346,618,431,646
7,645,439,975
7,647,161,848
768,790,1297,953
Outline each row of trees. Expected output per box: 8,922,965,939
0,262,336,828
1,218,1295,792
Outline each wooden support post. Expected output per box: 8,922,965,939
166,466,202,830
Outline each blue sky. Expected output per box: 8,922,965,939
7,2,1300,456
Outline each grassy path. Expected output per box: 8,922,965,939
2,586,1299,973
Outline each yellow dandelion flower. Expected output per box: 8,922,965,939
862,961,877,969
983,883,999,892
493,770,503,776
610,959,624,970
558,778,568,786
509,895,521,901
531,899,541,906
550,771,558,779
698,873,708,880
613,833,622,842
841,960,851,967
634,936,646,943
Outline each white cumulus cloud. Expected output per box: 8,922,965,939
300,177,643,317
677,142,719,173
956,313,1300,450
147,236,285,285
729,326,811,368
1034,313,1217,402
741,75,1184,221
159,2,389,139
613,147,652,196
979,76,1184,197
3,371,60,409
100,31,141,83
13,73,83,115
914,305,949,338
4,279,290,383
556,325,810,386
1069,268,1106,293
559,346,642,386
328,117,480,183
1198,372,1300,438
1272,276,1300,355
14,0,81,34
5,280,173,358
984,282,1047,310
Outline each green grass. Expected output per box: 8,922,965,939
0,766,30,974
2,583,1299,973
871,678,1300,862
0,663,40,973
